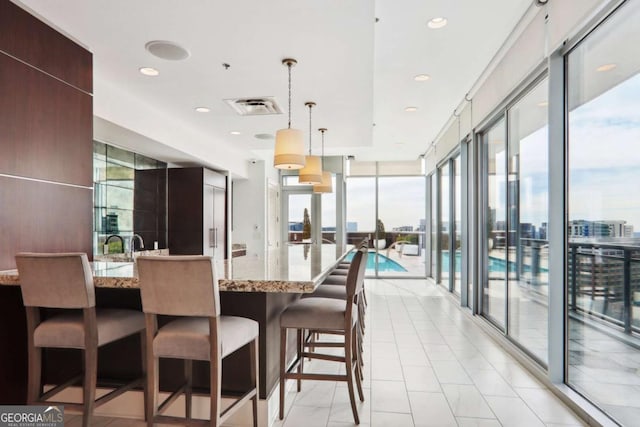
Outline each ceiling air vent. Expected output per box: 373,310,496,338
224,97,282,116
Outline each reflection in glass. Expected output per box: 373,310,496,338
566,2,640,423
431,175,438,278
93,141,167,257
507,78,549,364
440,163,450,289
454,156,462,294
484,118,506,328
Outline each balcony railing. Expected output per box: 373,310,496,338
569,241,640,334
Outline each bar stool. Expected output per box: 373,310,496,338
279,249,367,424
136,255,259,427
15,252,146,427
304,249,368,377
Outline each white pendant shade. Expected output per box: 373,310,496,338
313,171,333,193
274,128,305,169
298,155,322,184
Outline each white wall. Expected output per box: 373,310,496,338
232,160,269,257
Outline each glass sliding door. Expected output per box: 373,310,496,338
439,163,450,289
431,174,438,279
453,155,462,295
483,118,507,329
507,78,549,364
286,194,312,243
566,2,640,424
378,176,426,277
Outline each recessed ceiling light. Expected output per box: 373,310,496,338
254,133,275,140
230,131,241,135
596,63,617,72
537,101,548,107
139,67,159,76
195,107,210,113
405,106,418,112
414,74,431,82
427,17,447,29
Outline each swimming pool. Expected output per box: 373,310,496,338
344,251,408,272
441,251,548,273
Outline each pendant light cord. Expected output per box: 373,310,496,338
320,129,325,168
287,63,292,129
308,104,313,155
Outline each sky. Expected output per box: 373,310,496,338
347,177,426,231
568,72,640,230
286,69,640,236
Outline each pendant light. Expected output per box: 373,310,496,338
313,128,333,193
298,102,322,184
274,58,305,169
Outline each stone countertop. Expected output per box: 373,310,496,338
0,244,352,293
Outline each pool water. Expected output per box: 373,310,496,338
344,251,408,272
441,251,548,273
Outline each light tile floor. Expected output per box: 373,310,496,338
65,278,587,426
274,278,585,427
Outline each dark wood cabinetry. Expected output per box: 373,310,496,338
0,2,93,403
168,168,227,260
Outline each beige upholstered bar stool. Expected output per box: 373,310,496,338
15,253,146,427
279,249,367,424
304,248,368,378
137,255,259,427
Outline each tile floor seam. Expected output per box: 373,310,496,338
406,280,502,425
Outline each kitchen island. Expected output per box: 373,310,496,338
0,243,352,415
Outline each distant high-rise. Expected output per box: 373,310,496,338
568,219,634,238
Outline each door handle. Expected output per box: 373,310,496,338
214,228,218,249
209,228,214,248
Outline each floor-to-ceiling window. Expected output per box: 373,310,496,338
439,163,450,289
346,161,427,278
479,78,550,358
453,155,462,295
286,193,312,243
346,176,376,273
566,2,640,424
431,173,438,280
378,176,426,277
482,118,507,329
507,77,549,364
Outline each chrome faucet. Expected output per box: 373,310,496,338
104,235,124,254
131,234,145,252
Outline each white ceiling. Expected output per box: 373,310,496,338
14,0,532,176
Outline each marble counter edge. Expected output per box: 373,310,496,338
0,272,320,293
0,245,354,293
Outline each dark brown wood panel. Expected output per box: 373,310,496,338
168,168,204,254
0,286,28,404
0,1,92,92
0,54,93,186
134,168,168,249
0,176,93,270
